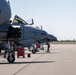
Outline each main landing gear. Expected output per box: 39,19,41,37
7,41,15,63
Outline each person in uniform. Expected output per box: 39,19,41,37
46,42,50,52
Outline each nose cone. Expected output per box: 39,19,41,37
53,37,58,41
48,34,58,41
0,0,11,25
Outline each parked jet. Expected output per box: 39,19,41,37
0,0,57,63
37,34,57,52
11,15,48,50
0,0,49,63
0,0,22,63
12,15,57,53
38,34,57,43
13,24,48,51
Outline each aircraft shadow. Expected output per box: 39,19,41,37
15,52,58,55
31,52,58,54
0,60,55,65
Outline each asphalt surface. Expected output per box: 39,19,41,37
0,44,76,75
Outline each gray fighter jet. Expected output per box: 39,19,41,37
0,0,49,63
0,0,22,63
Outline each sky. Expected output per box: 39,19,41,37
9,0,76,40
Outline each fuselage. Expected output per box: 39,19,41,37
16,25,48,46
0,0,11,25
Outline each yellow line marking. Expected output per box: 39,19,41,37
64,60,73,62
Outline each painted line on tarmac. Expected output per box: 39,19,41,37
13,54,44,75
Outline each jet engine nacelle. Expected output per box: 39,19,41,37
0,24,22,41
0,0,11,25
7,25,22,39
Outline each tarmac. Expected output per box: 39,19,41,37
0,44,76,75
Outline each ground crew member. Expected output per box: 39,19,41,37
46,42,50,52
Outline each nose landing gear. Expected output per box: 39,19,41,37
32,49,36,54
7,41,15,63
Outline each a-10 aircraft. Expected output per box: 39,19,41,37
10,15,57,54
12,15,57,51
0,0,23,63
0,0,57,63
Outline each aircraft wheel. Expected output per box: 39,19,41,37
32,49,36,54
0,49,1,53
7,54,15,63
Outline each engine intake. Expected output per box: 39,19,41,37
7,25,22,38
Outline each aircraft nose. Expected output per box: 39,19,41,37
54,37,58,41
40,31,48,39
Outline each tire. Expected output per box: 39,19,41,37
7,54,15,63
0,50,1,53
32,49,36,54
